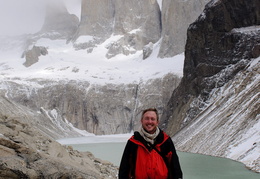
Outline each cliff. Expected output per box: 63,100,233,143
74,0,161,58
0,74,181,135
161,0,260,172
39,0,79,40
159,0,210,57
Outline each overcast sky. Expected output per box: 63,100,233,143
0,0,81,36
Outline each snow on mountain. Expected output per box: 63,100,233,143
173,57,260,172
0,0,182,84
0,36,184,85
0,0,258,174
157,0,163,10
0,32,184,135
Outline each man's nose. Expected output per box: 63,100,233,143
147,118,153,122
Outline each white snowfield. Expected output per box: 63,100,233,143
0,37,184,86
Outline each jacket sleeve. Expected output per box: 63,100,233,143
164,138,183,179
118,139,137,179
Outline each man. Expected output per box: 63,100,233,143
119,108,183,179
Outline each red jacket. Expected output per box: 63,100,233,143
119,129,183,179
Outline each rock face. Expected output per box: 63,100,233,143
1,74,181,135
0,96,118,178
161,0,260,135
21,0,208,63
110,0,161,57
172,58,260,172
76,0,115,39
160,0,260,172
159,0,210,58
40,0,79,40
0,91,85,140
75,0,161,58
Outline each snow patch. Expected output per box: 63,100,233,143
227,117,260,169
64,118,94,137
231,25,260,34
207,0,221,7
156,0,162,10
0,36,184,85
74,35,94,44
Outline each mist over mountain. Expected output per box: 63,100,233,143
0,0,259,177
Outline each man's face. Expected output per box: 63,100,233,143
141,111,159,134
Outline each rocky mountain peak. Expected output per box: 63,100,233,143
159,0,210,58
184,0,260,95
162,0,260,134
21,0,210,64
161,0,259,172
74,0,161,58
40,0,79,39
75,0,115,39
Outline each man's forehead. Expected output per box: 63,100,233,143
143,111,157,116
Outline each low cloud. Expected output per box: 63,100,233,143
0,0,81,36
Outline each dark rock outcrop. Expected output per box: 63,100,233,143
161,0,260,135
23,46,48,67
143,42,154,60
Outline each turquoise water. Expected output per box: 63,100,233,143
70,142,259,179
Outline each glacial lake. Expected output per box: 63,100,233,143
68,142,259,179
